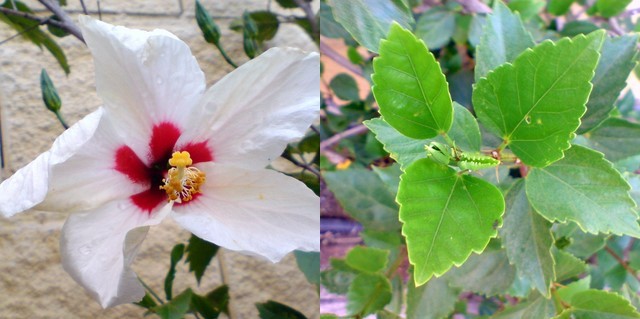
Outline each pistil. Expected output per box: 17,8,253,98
160,151,206,202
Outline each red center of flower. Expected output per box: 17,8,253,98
114,122,213,213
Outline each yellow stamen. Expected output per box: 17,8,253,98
160,151,206,203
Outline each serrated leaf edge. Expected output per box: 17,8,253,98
398,164,505,286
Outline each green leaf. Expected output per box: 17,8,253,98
446,246,516,296
365,118,430,168
578,34,639,133
553,248,587,281
346,273,392,316
205,285,229,315
414,6,455,50
372,22,453,139
406,275,457,319
330,0,414,52
586,118,640,162
387,275,403,314
475,0,535,82
0,1,69,74
621,284,640,311
319,2,353,41
256,300,307,319
557,289,640,318
449,103,481,152
500,180,555,296
294,251,320,286
275,0,297,8
361,229,402,252
330,73,360,101
372,163,402,195
41,36,70,75
560,21,599,37
324,168,400,232
507,0,545,20
347,46,364,64
398,158,505,285
134,293,158,310
473,31,605,167
47,15,69,37
321,259,358,294
320,315,339,319
185,234,219,284
377,310,402,319
467,14,485,46
557,276,591,303
191,293,221,319
164,243,185,300
595,0,633,18
245,11,279,42
554,222,607,258
366,107,479,169
345,246,389,273
527,145,640,237
494,292,556,319
548,0,574,15
153,289,192,319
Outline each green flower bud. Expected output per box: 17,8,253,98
242,11,259,38
425,142,452,166
195,0,221,45
243,28,258,59
40,69,61,113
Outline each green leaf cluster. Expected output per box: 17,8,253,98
322,0,640,317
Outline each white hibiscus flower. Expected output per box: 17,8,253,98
0,16,319,308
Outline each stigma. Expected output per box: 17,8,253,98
160,151,206,203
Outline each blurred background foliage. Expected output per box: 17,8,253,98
320,0,640,318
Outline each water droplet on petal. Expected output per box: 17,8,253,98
525,115,532,124
79,245,92,255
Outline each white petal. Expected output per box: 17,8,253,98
38,111,147,213
78,16,205,157
60,198,172,308
176,48,320,169
171,163,319,262
0,109,103,217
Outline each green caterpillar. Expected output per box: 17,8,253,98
424,141,500,170
457,153,500,170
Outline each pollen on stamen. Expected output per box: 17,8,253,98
160,151,206,203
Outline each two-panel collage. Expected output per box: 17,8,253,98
1,0,640,318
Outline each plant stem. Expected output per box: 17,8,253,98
385,247,405,278
281,151,320,177
215,43,238,68
54,111,69,130
356,247,405,318
138,277,165,305
292,0,318,37
37,0,84,42
441,132,455,148
320,124,368,151
320,39,364,77
604,245,640,281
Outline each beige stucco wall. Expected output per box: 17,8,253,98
0,1,318,318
